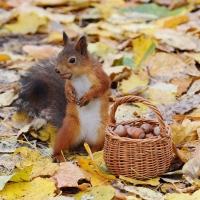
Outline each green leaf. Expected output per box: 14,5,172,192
123,57,135,67
120,3,186,18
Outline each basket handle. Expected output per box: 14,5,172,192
110,95,168,138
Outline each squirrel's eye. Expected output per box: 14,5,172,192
69,57,76,63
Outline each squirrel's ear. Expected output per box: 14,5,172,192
75,35,87,57
63,32,69,46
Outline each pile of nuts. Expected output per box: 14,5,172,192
113,123,160,139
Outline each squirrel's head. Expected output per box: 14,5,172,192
55,32,90,79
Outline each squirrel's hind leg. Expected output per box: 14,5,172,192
53,114,80,162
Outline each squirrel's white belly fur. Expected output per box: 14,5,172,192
71,74,101,144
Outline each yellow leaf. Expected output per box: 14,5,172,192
120,175,160,186
12,110,32,130
132,35,155,66
93,151,111,175
0,54,11,62
12,147,58,178
165,193,190,200
78,157,116,186
4,12,47,34
10,166,32,182
156,15,189,29
119,73,148,94
74,186,115,200
171,119,199,146
191,189,200,199
88,42,117,59
92,3,116,19
84,143,93,160
148,87,176,104
163,15,189,29
0,177,56,199
184,53,200,64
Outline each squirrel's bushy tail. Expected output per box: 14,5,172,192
16,58,66,129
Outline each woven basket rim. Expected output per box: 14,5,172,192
109,95,170,138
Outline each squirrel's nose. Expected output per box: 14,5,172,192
55,68,60,74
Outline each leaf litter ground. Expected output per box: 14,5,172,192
1,0,200,199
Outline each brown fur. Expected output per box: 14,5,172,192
53,33,111,162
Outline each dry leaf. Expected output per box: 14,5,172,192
124,186,163,200
120,176,160,186
0,90,18,107
176,140,200,163
154,29,197,51
50,162,91,188
119,73,148,94
4,12,47,34
171,118,200,145
22,45,61,60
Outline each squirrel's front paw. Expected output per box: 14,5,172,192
79,94,91,107
66,89,77,104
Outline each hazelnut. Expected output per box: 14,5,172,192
140,123,153,134
127,127,137,135
124,124,130,130
153,126,160,136
114,125,127,137
128,128,145,139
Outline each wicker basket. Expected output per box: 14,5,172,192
103,95,173,180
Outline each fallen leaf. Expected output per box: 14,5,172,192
0,54,11,62
74,186,115,200
0,177,56,199
78,157,116,187
104,66,132,82
148,82,177,104
182,156,200,184
132,35,156,67
119,73,148,94
50,162,91,188
120,175,160,186
154,29,197,51
0,69,20,84
162,15,189,29
10,166,32,182
12,110,32,130
22,45,61,60
165,193,190,200
176,140,200,163
171,118,200,145
187,79,200,96
124,186,163,200
171,77,192,96
88,42,117,59
0,90,18,107
0,175,13,190
144,52,190,81
4,12,47,34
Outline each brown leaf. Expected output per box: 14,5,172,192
50,162,91,188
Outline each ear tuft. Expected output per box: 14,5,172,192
63,32,69,46
75,35,88,57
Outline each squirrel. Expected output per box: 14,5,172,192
17,32,111,162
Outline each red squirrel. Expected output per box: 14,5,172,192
17,32,111,162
